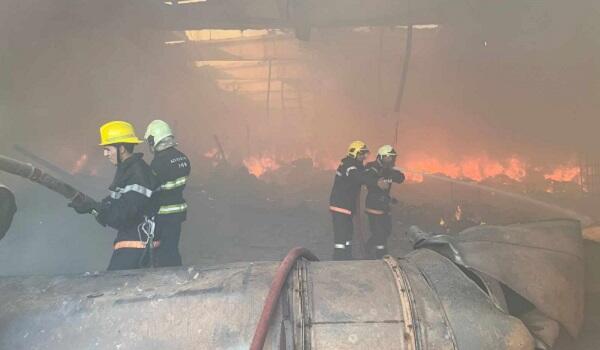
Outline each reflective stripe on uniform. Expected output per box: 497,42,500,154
160,176,188,191
345,166,357,176
329,206,352,215
334,244,346,249
158,203,188,214
365,208,386,215
113,240,161,250
375,245,386,250
110,184,153,199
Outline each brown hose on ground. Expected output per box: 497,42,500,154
249,247,319,350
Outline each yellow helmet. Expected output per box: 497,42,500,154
99,121,143,146
347,140,369,158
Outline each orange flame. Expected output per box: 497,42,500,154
544,166,580,182
402,154,527,183
71,154,88,174
230,150,581,187
204,148,219,158
241,150,338,178
243,156,280,177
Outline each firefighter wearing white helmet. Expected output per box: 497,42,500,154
328,141,376,260
363,145,405,259
144,119,191,267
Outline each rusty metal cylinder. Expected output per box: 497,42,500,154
0,250,536,350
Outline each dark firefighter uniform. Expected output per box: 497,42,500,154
329,141,374,260
144,119,191,267
70,121,160,271
150,146,190,267
364,158,405,259
96,153,160,270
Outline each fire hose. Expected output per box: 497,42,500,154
249,247,319,350
0,154,95,204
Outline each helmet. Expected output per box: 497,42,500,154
377,145,397,158
347,141,369,158
99,121,143,146
144,119,173,147
377,145,397,167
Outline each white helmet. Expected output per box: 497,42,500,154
144,120,173,148
377,145,397,158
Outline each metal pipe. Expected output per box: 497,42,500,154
0,255,534,350
0,253,533,350
212,135,227,162
0,220,582,349
393,24,414,113
266,59,273,119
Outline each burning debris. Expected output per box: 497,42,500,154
243,155,281,177
221,150,583,194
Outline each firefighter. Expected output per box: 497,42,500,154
68,121,160,270
0,184,16,240
144,120,191,267
329,141,374,260
364,145,405,259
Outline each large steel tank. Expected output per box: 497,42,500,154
0,255,532,350
0,219,582,350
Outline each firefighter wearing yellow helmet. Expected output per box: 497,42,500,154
144,119,191,267
99,121,144,146
328,140,374,260
346,140,369,159
69,121,160,270
363,145,405,259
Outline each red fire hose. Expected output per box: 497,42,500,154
249,247,319,350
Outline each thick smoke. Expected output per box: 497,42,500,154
0,0,598,275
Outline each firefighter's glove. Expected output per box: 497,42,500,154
68,196,100,215
377,178,391,191
390,197,399,205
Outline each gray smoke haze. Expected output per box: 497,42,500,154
0,0,599,275
2,1,599,160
